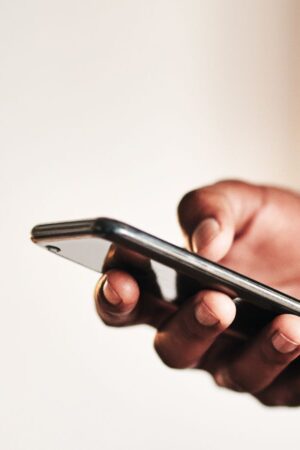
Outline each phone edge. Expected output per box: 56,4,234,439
31,217,300,315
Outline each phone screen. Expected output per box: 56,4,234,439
32,218,300,338
40,236,179,301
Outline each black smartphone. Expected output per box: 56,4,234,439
31,217,300,338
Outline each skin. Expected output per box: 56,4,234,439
94,180,300,406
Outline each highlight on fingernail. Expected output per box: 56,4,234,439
191,218,220,253
195,301,220,327
271,332,300,354
103,279,122,305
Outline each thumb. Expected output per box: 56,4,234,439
191,216,234,262
178,180,265,262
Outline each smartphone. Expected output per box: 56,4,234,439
31,217,300,338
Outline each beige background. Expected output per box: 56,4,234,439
0,1,299,449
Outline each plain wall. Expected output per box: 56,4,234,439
0,1,299,449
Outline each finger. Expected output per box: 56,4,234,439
214,314,300,394
177,180,266,261
94,269,176,328
102,244,164,299
257,387,300,408
255,361,300,407
94,270,140,326
154,290,236,369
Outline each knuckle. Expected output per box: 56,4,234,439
286,394,300,407
99,314,115,327
178,187,209,209
257,391,300,407
214,368,249,393
178,179,246,217
97,306,119,326
178,188,200,211
272,314,299,330
177,190,200,225
97,308,117,327
259,341,292,367
177,187,215,219
97,304,134,328
281,394,300,407
256,395,280,407
153,334,185,369
214,179,248,190
180,312,207,341
100,314,129,328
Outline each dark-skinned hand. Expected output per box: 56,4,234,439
94,180,300,407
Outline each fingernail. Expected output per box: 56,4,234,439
103,279,122,305
192,218,220,253
271,332,299,354
195,301,219,327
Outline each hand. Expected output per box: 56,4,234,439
94,180,300,406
